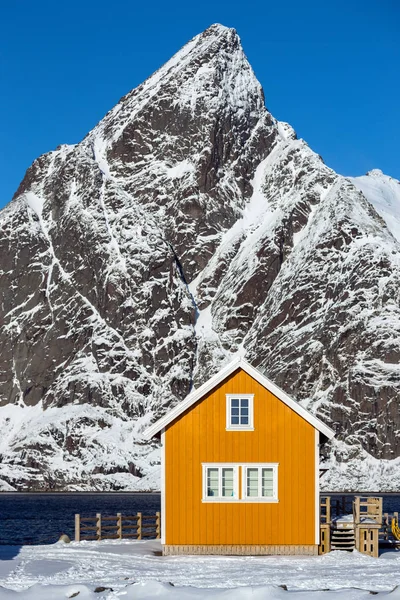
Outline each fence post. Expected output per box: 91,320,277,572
378,498,383,524
156,511,161,539
137,512,142,540
117,513,122,540
319,524,330,554
75,514,81,542
354,497,360,551
96,513,102,541
383,513,388,540
354,497,360,524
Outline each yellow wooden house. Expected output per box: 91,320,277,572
144,357,334,556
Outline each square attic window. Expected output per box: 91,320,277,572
226,394,254,430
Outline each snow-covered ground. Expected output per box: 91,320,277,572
0,540,399,599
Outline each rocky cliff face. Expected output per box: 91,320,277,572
0,24,399,491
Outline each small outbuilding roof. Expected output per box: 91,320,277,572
143,357,335,440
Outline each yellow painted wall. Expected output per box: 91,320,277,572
164,368,317,546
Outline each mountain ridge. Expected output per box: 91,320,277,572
1,24,399,491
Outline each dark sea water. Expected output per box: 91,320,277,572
0,492,399,546
327,493,400,518
0,493,161,546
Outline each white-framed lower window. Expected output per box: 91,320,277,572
242,464,278,502
202,463,278,503
202,464,239,501
226,394,254,430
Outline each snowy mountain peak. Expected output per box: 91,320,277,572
350,170,400,242
366,168,385,178
1,25,400,492
197,23,240,46
201,22,236,35
87,22,265,153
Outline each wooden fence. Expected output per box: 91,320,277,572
353,496,382,525
330,495,353,518
75,512,161,542
320,496,331,524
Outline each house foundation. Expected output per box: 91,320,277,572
163,544,319,556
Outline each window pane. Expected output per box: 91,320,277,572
207,468,219,497
222,468,234,497
262,468,274,497
247,468,259,497
228,397,252,428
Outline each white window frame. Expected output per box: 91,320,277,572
226,394,254,431
202,463,239,502
241,463,279,503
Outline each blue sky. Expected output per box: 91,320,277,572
0,0,398,209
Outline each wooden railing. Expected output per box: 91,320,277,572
320,496,331,524
353,497,382,525
75,512,161,542
330,495,353,518
319,496,384,557
319,496,331,555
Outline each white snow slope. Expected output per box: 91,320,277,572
350,170,400,242
0,540,400,599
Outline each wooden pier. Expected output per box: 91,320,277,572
75,512,161,542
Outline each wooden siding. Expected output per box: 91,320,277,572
164,368,316,546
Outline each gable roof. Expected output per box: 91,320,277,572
143,357,335,440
